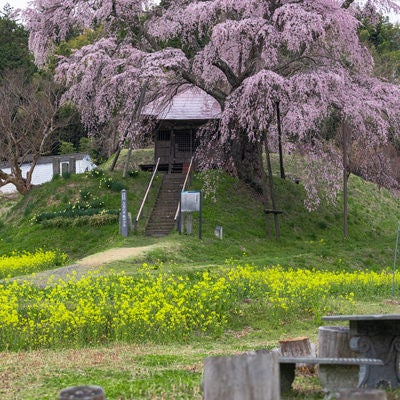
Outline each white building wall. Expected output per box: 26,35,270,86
76,155,96,173
0,155,96,194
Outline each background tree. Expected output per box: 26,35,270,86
359,15,400,83
52,103,95,157
22,0,400,207
0,69,70,194
0,8,97,161
0,5,36,76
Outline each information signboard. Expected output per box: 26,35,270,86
180,190,202,239
181,191,201,212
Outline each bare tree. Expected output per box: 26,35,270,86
0,69,66,194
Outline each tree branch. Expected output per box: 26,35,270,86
179,69,227,107
212,58,241,89
274,55,318,76
341,0,355,9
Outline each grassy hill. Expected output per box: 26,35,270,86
0,150,398,272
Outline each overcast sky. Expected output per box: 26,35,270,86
0,0,29,12
1,0,399,22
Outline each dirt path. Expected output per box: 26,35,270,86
75,244,161,267
27,243,169,286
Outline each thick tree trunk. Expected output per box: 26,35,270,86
0,167,29,194
230,134,266,194
13,179,29,194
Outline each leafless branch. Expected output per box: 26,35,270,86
0,69,66,194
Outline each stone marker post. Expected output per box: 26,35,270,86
202,350,280,400
120,189,129,237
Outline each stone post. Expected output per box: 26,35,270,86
120,189,129,237
52,157,60,177
69,157,76,174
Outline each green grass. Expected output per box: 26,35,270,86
1,150,400,399
0,165,163,260
0,152,398,270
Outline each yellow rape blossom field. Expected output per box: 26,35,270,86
0,249,67,279
1,167,400,398
2,255,400,399
0,259,398,352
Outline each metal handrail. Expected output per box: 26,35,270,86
134,157,160,231
174,156,194,223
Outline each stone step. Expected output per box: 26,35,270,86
145,173,186,236
148,216,175,222
146,225,175,231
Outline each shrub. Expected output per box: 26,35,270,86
40,213,119,228
59,141,75,154
98,176,126,192
99,177,113,189
89,168,104,178
79,189,92,201
110,180,126,192
31,192,117,225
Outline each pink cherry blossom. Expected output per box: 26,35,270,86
23,0,400,209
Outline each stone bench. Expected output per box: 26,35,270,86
279,356,384,392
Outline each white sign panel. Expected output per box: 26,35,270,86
181,191,201,212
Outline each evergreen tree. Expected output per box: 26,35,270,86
359,16,400,82
0,5,36,76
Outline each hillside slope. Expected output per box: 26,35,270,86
0,152,399,271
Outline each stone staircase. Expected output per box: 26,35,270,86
145,173,185,237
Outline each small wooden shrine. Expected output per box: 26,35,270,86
142,86,221,172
